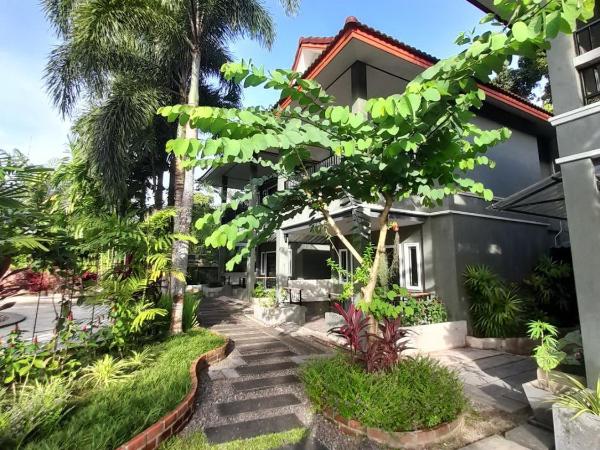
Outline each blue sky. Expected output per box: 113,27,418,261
0,0,485,165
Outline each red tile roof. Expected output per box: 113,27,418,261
286,16,551,120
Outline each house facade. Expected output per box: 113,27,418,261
201,17,560,323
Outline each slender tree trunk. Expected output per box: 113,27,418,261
361,195,393,334
154,172,164,210
170,49,201,334
167,156,176,207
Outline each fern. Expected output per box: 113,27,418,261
130,304,168,333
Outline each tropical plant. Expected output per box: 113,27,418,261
158,293,200,332
398,295,448,326
464,265,525,338
523,255,578,326
554,375,600,419
329,302,369,359
0,377,72,449
79,355,135,389
162,0,596,337
528,320,566,374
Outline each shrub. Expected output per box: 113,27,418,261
328,302,409,372
300,354,466,432
399,295,448,326
554,375,600,419
158,293,200,332
27,329,225,450
464,265,525,338
0,377,72,448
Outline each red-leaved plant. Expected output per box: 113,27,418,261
329,302,410,372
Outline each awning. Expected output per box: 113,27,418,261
492,172,567,220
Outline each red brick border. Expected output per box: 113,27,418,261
321,406,464,449
117,337,232,450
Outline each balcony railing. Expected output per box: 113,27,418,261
284,154,342,189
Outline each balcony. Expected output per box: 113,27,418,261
284,154,342,189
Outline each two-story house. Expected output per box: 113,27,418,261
201,16,560,324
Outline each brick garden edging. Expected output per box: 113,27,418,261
321,406,464,449
117,337,233,450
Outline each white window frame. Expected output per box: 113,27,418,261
338,248,353,282
403,242,423,291
260,251,275,276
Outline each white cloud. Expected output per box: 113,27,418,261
0,50,72,165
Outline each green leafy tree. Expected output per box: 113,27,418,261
160,0,596,333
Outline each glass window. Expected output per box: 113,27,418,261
403,243,422,291
581,64,600,104
576,5,600,54
338,249,352,282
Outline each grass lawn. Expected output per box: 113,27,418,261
28,329,225,450
161,428,308,450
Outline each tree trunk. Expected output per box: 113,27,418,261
154,172,164,210
361,196,393,334
167,156,176,207
169,49,201,334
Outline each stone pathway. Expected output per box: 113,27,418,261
184,296,333,449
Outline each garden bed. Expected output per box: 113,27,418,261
300,354,467,449
26,329,227,450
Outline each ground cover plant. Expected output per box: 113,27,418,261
300,354,466,432
161,428,308,450
25,329,225,450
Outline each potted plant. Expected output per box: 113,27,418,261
522,321,583,429
552,376,600,450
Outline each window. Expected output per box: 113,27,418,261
338,248,353,282
575,5,600,55
581,63,600,104
403,243,422,291
384,244,402,286
260,251,276,276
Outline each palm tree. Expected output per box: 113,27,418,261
43,0,299,333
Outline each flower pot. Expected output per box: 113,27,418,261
553,404,600,450
522,380,555,429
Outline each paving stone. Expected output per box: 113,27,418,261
278,437,329,450
204,413,303,443
241,350,298,363
471,354,527,371
486,358,537,379
208,370,225,381
227,332,269,340
232,374,300,392
505,423,555,450
460,435,529,450
221,368,240,379
232,337,280,345
464,385,530,413
237,342,290,354
216,393,301,416
236,361,298,376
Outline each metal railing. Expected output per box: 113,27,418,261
576,17,600,55
284,154,342,189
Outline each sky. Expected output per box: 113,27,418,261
0,0,486,165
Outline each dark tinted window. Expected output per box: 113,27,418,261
581,64,600,104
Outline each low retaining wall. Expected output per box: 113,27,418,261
117,337,232,450
253,304,306,326
288,279,338,300
322,407,463,449
466,336,535,355
403,321,467,353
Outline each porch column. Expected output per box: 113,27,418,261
246,165,258,300
560,158,600,387
276,176,291,298
218,176,228,283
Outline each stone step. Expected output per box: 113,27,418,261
216,393,301,416
241,350,298,363
236,361,298,376
278,437,329,450
505,424,555,450
232,337,280,345
237,342,290,354
204,413,303,444
232,374,300,392
460,435,529,450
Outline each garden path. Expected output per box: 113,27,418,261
183,295,335,449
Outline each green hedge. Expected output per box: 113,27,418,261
28,329,225,450
300,354,466,432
